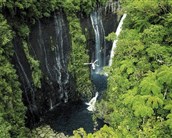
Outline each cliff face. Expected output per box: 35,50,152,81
29,12,71,108
13,7,118,127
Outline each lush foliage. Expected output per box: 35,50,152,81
32,125,69,138
0,0,107,22
22,40,42,88
92,0,172,137
105,32,116,41
0,14,29,138
63,0,107,14
72,0,172,137
0,0,110,137
2,0,172,137
72,125,118,138
67,13,93,98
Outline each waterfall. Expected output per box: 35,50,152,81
85,92,99,112
90,11,106,73
38,21,52,78
109,13,127,66
54,13,69,104
36,13,70,111
14,52,36,121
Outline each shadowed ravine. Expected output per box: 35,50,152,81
43,73,107,135
30,6,122,135
43,101,103,135
39,11,125,136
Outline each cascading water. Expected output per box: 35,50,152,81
14,51,37,125
23,5,118,133
38,21,52,79
85,92,99,111
90,11,106,73
54,13,69,104
109,13,127,66
90,10,108,93
42,10,113,135
29,12,70,112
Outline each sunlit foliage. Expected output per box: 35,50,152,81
0,14,29,138
92,0,172,137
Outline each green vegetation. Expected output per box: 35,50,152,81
22,40,42,88
63,0,107,15
105,32,116,41
90,0,172,137
32,125,69,138
2,0,172,137
0,0,109,137
72,0,172,137
0,14,29,138
0,0,107,22
67,13,93,98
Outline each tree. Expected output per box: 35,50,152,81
94,0,172,137
0,14,29,137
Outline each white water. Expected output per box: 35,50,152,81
15,52,32,103
37,14,69,110
38,21,52,78
14,52,36,120
85,92,99,112
54,13,69,105
109,14,127,66
90,11,106,73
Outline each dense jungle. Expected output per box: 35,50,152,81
0,0,172,137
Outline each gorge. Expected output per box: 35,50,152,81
1,0,171,137
10,0,120,133
31,5,119,134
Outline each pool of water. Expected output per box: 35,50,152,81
43,73,107,135
44,100,104,135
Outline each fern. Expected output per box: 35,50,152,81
157,65,172,86
120,59,136,75
133,103,153,117
146,95,163,109
166,113,172,129
140,72,161,96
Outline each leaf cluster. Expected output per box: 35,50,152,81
67,14,93,99
22,40,42,88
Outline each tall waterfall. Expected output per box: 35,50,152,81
38,21,52,78
54,13,69,104
35,12,70,110
90,11,106,73
14,51,37,124
109,13,127,66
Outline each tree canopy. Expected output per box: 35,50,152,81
91,0,172,137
